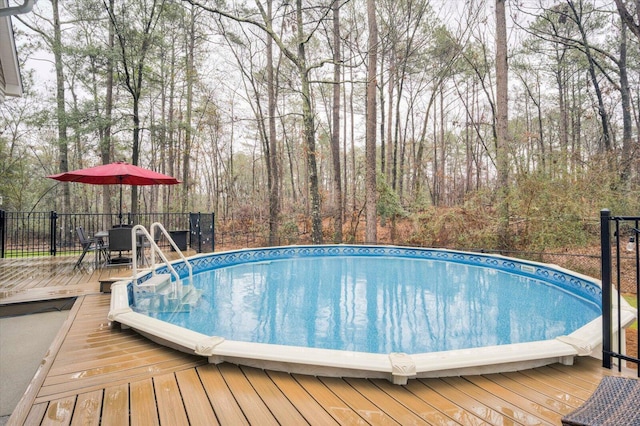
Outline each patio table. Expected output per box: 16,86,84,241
96,229,148,267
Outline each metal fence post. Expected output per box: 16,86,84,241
600,209,612,369
0,210,5,258
50,211,58,256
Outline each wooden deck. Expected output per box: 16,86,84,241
0,251,195,308
2,255,637,425
0,255,127,304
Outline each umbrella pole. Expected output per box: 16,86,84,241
119,183,123,225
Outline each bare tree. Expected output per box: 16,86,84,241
520,1,633,169
266,0,280,245
52,0,70,213
365,0,378,244
495,0,510,249
103,0,165,219
102,0,115,217
331,0,343,243
19,0,71,213
183,0,331,243
182,4,197,213
565,1,611,152
614,0,640,40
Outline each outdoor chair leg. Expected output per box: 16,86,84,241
99,246,110,268
75,249,88,269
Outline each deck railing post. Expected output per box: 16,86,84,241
600,209,612,369
0,209,5,258
50,210,58,256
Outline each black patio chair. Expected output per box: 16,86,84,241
107,227,133,265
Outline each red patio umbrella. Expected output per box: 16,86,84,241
48,161,180,223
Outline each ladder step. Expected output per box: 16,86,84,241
181,285,202,305
137,274,172,292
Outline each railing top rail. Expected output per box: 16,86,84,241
609,216,640,221
150,222,193,285
132,224,182,287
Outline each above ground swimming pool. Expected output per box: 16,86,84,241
108,245,637,384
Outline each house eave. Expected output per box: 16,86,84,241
0,1,24,99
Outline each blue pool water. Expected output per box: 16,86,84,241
144,254,600,355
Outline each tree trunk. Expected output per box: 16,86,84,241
495,0,510,249
385,50,393,180
618,23,633,182
567,1,611,152
554,44,568,176
296,0,323,244
52,0,70,213
168,38,176,185
432,102,438,206
331,0,343,243
439,87,445,204
105,0,163,220
365,0,378,244
131,98,140,218
613,0,640,41
101,0,115,218
379,48,386,178
349,37,356,214
183,5,196,214
267,0,280,245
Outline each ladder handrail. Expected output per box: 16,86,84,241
131,224,184,286
149,222,193,284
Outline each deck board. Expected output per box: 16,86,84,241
216,363,280,426
4,255,638,426
101,383,129,426
41,396,75,426
293,373,370,425
404,379,486,425
266,370,340,426
319,376,400,425
197,364,250,425
175,369,220,425
23,403,48,426
70,390,103,426
344,377,429,425
502,370,588,408
36,356,207,402
518,368,594,401
371,378,459,425
153,372,191,425
444,376,555,425
484,373,575,415
241,366,311,425
421,378,515,426
129,379,159,426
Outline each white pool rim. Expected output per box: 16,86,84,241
108,246,637,385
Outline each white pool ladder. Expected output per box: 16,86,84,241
131,222,193,288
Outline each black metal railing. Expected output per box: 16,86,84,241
600,209,639,375
0,210,215,258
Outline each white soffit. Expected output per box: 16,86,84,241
0,0,24,98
